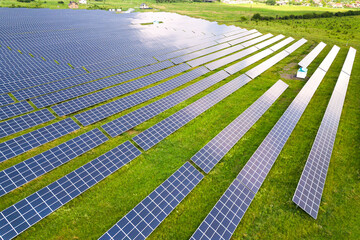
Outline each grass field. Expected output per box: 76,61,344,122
0,2,359,240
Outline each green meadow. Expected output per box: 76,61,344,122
0,2,359,240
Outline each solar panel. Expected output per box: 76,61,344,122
0,141,141,240
75,67,209,126
254,34,285,50
32,61,174,108
0,118,80,163
206,35,287,71
216,29,257,44
170,42,230,65
246,39,307,79
241,33,273,48
341,47,356,75
0,109,55,138
0,101,34,121
293,47,356,219
0,128,108,197
227,32,262,46
318,45,340,72
284,38,308,54
224,49,274,75
192,80,288,173
132,74,252,151
102,70,230,137
190,48,336,240
190,180,254,240
0,94,14,106
270,37,294,52
51,63,190,116
99,162,204,240
298,42,326,68
222,28,248,38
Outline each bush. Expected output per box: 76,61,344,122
252,13,261,21
58,0,64,3
266,0,276,5
16,0,34,2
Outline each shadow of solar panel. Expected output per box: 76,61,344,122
0,141,140,240
0,118,79,163
191,80,288,173
75,67,209,126
0,101,34,121
132,74,252,151
293,47,355,219
99,162,204,240
13,57,158,101
0,94,14,106
51,63,189,116
33,61,174,109
0,109,55,138
298,42,326,68
0,128,108,197
102,70,230,137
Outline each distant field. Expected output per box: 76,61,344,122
0,3,359,240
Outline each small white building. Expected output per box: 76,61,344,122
79,0,87,4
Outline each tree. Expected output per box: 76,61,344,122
266,0,276,5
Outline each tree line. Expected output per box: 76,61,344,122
252,10,360,21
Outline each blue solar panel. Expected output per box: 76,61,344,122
293,47,355,219
32,61,175,108
0,94,14,106
0,128,108,197
132,74,252,151
190,48,336,240
102,70,230,137
0,101,34,121
0,109,55,138
51,63,190,116
75,67,210,126
0,141,141,240
192,80,288,173
99,162,204,240
0,118,79,163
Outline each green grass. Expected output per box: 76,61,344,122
0,2,359,240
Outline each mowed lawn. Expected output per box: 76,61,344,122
0,3,359,240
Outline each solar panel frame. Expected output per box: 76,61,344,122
298,42,326,68
99,162,204,240
191,80,288,173
0,118,80,163
0,141,141,240
0,109,55,138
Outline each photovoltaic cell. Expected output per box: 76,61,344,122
0,101,34,121
0,128,108,197
318,45,340,72
0,141,141,240
191,80,288,173
0,118,80,163
217,29,258,44
241,33,273,48
132,74,252,151
75,67,209,126
254,34,285,50
0,109,55,138
190,46,337,240
293,47,356,219
246,38,307,79
102,70,230,137
0,94,14,106
98,162,204,240
227,32,262,46
51,63,189,116
298,42,326,68
32,61,174,109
